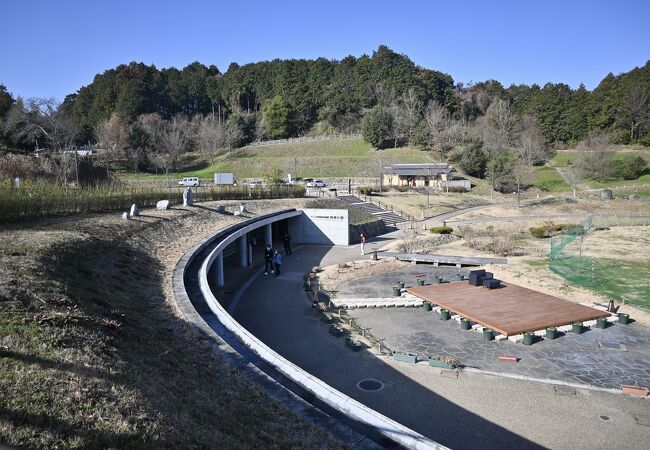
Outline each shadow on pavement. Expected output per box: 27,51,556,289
207,244,543,450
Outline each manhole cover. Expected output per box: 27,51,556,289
356,379,384,392
600,415,610,421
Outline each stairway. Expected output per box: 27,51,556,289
337,194,408,226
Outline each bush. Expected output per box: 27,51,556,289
393,185,410,192
430,226,453,234
529,226,548,238
446,186,467,193
357,185,375,196
529,222,582,238
459,143,488,178
620,156,647,180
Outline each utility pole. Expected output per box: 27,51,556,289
427,164,431,207
379,158,383,194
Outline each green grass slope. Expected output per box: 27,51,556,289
122,138,431,180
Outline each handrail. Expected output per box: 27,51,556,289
356,192,414,222
195,213,446,450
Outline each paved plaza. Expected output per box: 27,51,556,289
228,244,650,449
340,265,650,390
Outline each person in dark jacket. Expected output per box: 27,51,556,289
264,245,274,275
273,251,282,277
283,233,292,255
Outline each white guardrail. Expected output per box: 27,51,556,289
196,211,446,450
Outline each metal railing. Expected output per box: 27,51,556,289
356,193,414,222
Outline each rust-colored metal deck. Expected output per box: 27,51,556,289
406,281,609,336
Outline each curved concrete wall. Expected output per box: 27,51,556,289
194,211,446,450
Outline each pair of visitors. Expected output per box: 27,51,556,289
264,245,283,277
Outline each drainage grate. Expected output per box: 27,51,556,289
356,379,384,392
597,341,627,351
554,386,577,397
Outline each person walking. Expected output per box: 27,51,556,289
283,233,292,255
360,233,366,255
273,250,282,277
264,245,274,275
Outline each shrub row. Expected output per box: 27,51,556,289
0,183,306,223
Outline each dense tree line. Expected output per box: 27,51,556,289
59,45,455,145
0,46,648,185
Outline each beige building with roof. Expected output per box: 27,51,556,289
382,163,455,189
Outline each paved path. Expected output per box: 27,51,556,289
341,266,650,390
231,245,650,449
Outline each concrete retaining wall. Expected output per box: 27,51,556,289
349,218,386,244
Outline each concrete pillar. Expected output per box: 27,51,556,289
247,243,253,266
265,223,272,246
239,236,248,267
216,252,225,286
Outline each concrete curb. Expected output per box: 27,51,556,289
463,367,630,396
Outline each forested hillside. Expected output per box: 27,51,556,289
1,46,648,190
3,45,648,149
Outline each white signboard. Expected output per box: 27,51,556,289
290,209,349,245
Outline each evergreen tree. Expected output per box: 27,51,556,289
362,107,392,148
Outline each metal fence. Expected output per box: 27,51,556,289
548,215,650,306
245,134,361,148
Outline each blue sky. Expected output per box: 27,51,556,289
1,0,649,101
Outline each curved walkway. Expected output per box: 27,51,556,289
174,210,440,449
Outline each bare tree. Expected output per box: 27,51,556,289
564,165,583,198
94,113,130,169
517,115,548,165
3,97,79,184
513,162,532,208
482,99,516,148
401,88,422,144
196,115,226,164
149,115,188,174
398,226,421,253
575,130,614,180
389,101,405,147
424,100,449,158
617,85,649,142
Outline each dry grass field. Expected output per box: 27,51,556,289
0,199,341,449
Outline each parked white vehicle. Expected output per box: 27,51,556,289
305,179,326,188
178,177,200,187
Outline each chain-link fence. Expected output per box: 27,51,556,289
549,215,650,308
